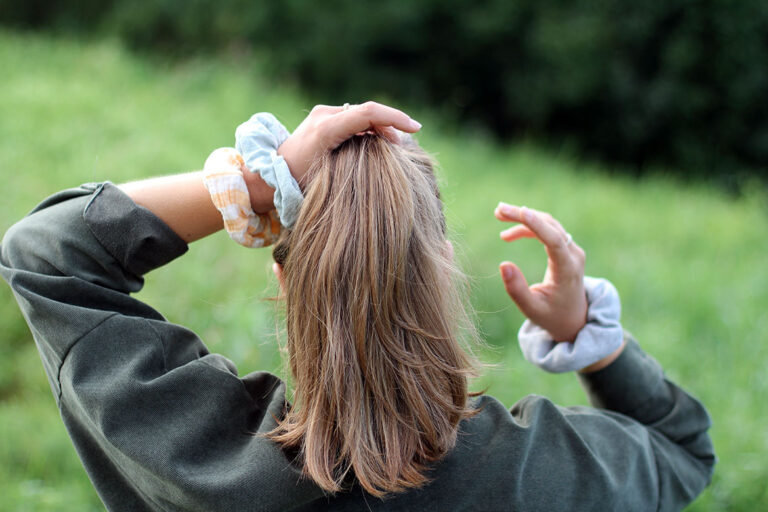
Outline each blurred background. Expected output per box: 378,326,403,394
1,1,767,510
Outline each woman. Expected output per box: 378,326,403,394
0,102,714,511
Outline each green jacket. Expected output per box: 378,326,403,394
0,183,714,511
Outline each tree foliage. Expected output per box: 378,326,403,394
4,0,767,183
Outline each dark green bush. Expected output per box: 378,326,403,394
3,0,767,184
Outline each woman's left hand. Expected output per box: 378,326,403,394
495,203,588,342
277,102,422,187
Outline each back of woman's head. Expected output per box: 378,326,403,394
269,134,478,497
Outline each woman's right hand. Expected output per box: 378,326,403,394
277,102,422,187
495,203,588,343
240,102,421,213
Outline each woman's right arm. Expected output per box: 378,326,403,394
494,203,715,509
576,332,715,508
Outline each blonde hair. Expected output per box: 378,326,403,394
269,134,479,497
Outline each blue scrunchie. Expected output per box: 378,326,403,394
235,113,303,228
518,277,624,373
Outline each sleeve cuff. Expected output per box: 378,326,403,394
518,276,624,373
83,182,188,277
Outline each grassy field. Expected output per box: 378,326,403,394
1,30,766,511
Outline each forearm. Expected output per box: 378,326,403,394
119,170,274,244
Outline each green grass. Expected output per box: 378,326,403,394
1,30,766,511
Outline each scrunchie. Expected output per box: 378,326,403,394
518,277,624,373
202,148,282,248
235,113,303,228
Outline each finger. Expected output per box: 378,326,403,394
526,209,579,258
375,125,403,144
547,215,567,235
529,208,567,238
495,202,523,223
498,203,568,237
499,262,543,319
310,104,344,115
518,207,574,262
335,101,422,138
496,203,573,254
500,225,536,242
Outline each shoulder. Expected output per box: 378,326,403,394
430,393,659,511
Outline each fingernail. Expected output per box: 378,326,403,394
498,202,515,216
501,265,515,280
409,119,422,130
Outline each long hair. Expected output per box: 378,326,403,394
268,134,479,497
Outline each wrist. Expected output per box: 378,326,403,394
277,135,312,189
518,277,623,373
121,171,223,243
242,168,275,213
235,113,303,228
578,340,626,373
553,289,589,342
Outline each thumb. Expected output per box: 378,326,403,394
499,262,538,319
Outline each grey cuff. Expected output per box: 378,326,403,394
235,113,303,228
518,276,624,373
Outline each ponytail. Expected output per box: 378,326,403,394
268,135,478,497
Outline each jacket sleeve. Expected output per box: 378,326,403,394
451,336,717,512
575,334,716,510
0,183,322,511
512,275,715,510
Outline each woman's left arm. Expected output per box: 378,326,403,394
1,101,421,392
118,171,234,243
1,181,321,511
0,102,421,511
